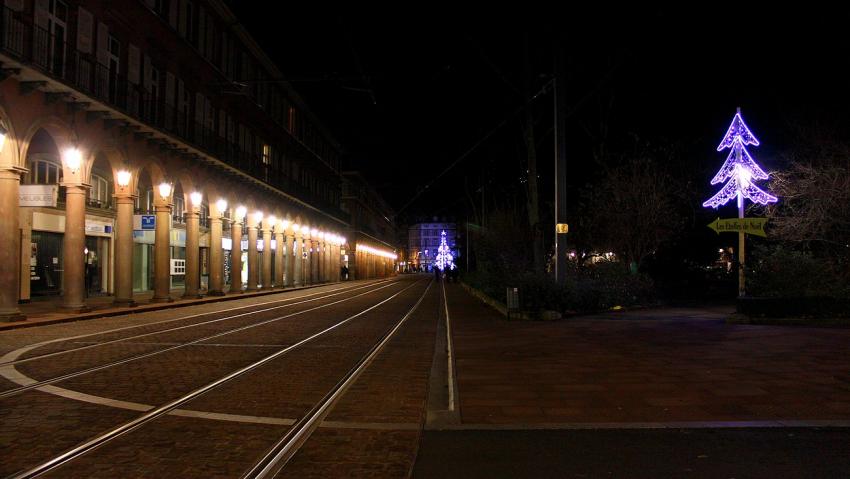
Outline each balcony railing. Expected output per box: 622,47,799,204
0,7,349,221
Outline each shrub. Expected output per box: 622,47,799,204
749,245,850,299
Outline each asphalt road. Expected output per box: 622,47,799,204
413,427,850,479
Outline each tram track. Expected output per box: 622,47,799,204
0,280,403,400
6,278,429,479
243,279,434,478
1,279,391,369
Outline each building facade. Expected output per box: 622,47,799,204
407,220,458,272
340,171,398,279
0,0,388,322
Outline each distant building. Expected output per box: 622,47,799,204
407,220,458,272
340,171,397,279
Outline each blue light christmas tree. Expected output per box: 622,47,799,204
703,109,778,209
434,230,455,271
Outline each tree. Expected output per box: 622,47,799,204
582,141,685,270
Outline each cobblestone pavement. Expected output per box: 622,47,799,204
6,277,850,478
442,283,850,425
1,277,435,477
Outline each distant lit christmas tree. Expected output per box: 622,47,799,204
434,230,455,271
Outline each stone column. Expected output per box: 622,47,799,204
274,227,284,288
61,184,90,311
304,237,312,285
322,240,329,282
310,238,318,284
113,193,136,306
230,214,243,293
261,223,272,289
286,231,295,287
246,213,259,291
292,231,302,287
151,202,173,303
207,203,225,296
183,207,201,298
0,168,25,321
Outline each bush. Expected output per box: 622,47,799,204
748,245,850,299
463,261,656,315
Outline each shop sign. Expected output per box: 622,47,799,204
20,185,57,207
133,215,156,230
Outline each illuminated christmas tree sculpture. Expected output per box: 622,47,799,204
434,230,455,271
703,109,777,209
703,108,778,298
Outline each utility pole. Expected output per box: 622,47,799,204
554,40,568,284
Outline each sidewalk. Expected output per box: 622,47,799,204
2,283,344,332
442,282,850,427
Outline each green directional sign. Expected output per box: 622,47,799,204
707,217,768,237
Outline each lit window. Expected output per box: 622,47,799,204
262,144,271,165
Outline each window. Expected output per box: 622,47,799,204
173,196,185,223
107,35,120,102
262,144,270,165
25,158,61,185
89,173,110,208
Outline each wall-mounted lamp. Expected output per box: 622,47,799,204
63,146,82,174
190,191,203,207
235,206,247,220
216,199,228,214
0,124,8,152
158,182,172,200
116,170,131,188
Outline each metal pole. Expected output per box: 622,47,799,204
738,197,746,297
554,41,567,283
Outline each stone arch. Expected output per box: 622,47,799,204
18,116,75,170
0,103,22,169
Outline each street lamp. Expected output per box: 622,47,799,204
301,225,309,236
281,219,291,231
190,191,203,208
267,215,277,227
158,182,172,200
63,146,82,174
253,211,264,224
292,223,300,233
310,228,318,238
216,198,228,215
116,170,131,189
235,205,247,221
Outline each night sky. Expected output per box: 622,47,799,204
226,4,850,224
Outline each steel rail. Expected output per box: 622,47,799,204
0,280,404,400
242,279,434,479
7,279,426,479
0,279,391,368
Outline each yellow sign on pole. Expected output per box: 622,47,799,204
707,217,768,237
556,223,569,234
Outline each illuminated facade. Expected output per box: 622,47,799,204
407,221,458,271
340,171,397,279
0,0,354,321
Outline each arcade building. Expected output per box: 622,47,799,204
0,0,396,322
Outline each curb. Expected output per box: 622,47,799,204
0,282,349,332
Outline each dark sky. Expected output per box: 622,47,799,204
226,4,850,222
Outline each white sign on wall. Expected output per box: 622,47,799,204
20,185,58,207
